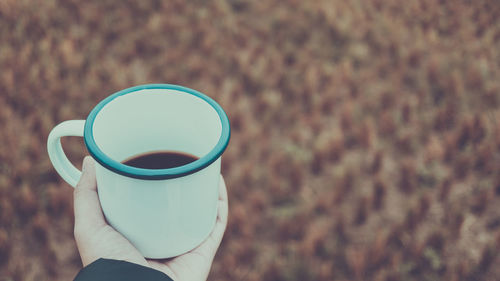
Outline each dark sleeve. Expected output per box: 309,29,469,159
73,258,174,281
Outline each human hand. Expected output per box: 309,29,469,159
73,156,229,281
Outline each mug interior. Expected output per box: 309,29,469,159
92,88,222,165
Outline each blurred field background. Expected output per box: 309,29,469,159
0,0,500,280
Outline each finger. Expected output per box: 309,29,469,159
74,156,106,236
217,175,228,226
76,156,98,192
218,174,228,202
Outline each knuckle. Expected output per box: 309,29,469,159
75,180,85,191
73,185,83,195
73,186,89,198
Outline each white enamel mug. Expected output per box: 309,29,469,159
47,84,230,258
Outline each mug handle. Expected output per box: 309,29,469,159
47,120,86,187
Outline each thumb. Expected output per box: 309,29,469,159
74,156,106,237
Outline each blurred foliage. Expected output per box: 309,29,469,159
0,0,500,280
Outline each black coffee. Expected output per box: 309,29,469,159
122,151,199,169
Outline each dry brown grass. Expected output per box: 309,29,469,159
1,0,499,280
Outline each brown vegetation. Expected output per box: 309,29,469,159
0,0,499,280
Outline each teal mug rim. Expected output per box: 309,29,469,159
83,84,231,180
